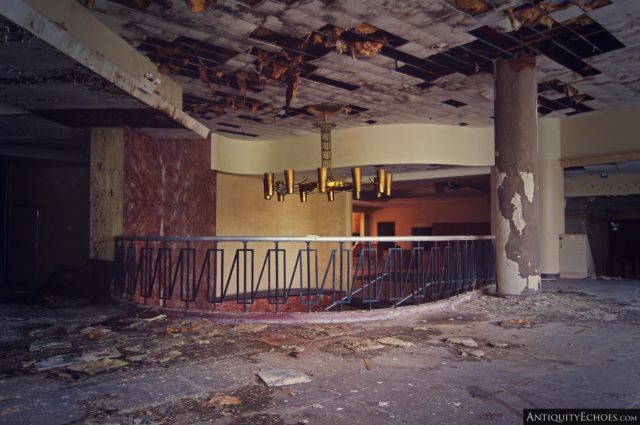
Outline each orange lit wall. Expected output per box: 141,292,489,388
364,197,491,249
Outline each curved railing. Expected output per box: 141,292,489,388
114,236,495,313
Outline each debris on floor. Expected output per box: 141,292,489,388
206,394,242,407
500,318,533,328
341,338,385,352
234,323,268,333
66,358,128,376
459,348,485,358
33,354,78,371
258,369,311,387
80,326,112,340
446,337,479,348
29,340,72,352
376,337,415,348
288,346,305,358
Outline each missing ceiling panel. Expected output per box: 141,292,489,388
442,99,467,108
238,114,263,122
138,35,238,79
563,15,625,58
216,128,259,137
304,74,360,91
217,122,241,128
468,26,521,53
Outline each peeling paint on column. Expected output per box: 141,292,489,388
497,171,507,189
520,171,535,202
510,193,525,235
494,56,540,295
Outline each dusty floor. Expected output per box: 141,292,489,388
0,279,639,425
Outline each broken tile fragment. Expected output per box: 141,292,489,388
377,337,415,348
206,394,241,407
446,337,479,348
67,359,128,375
34,355,79,371
258,369,311,387
487,342,510,349
142,314,167,322
459,348,485,358
29,340,72,352
80,347,121,362
341,338,385,352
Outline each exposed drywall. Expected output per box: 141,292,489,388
561,107,640,161
90,128,123,261
211,123,494,175
123,129,216,236
565,171,640,197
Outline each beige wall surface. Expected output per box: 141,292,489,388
90,128,124,261
215,172,352,295
565,171,640,197
212,123,494,175
560,107,640,160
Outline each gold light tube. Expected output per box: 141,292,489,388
285,169,295,194
277,192,285,202
300,191,308,203
318,167,328,193
385,172,392,196
327,190,335,202
351,166,361,200
376,169,386,194
263,172,274,200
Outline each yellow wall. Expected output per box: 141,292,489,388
211,123,494,175
215,172,352,294
560,107,640,160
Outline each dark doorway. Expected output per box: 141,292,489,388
377,221,395,250
609,219,640,278
411,226,432,248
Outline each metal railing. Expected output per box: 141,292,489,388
114,236,495,313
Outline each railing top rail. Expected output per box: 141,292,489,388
115,235,495,243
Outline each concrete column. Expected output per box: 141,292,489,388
539,160,565,276
538,118,565,277
89,128,124,261
494,55,540,295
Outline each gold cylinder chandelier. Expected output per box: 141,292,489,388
262,103,392,203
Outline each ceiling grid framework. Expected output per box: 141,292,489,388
79,0,640,139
